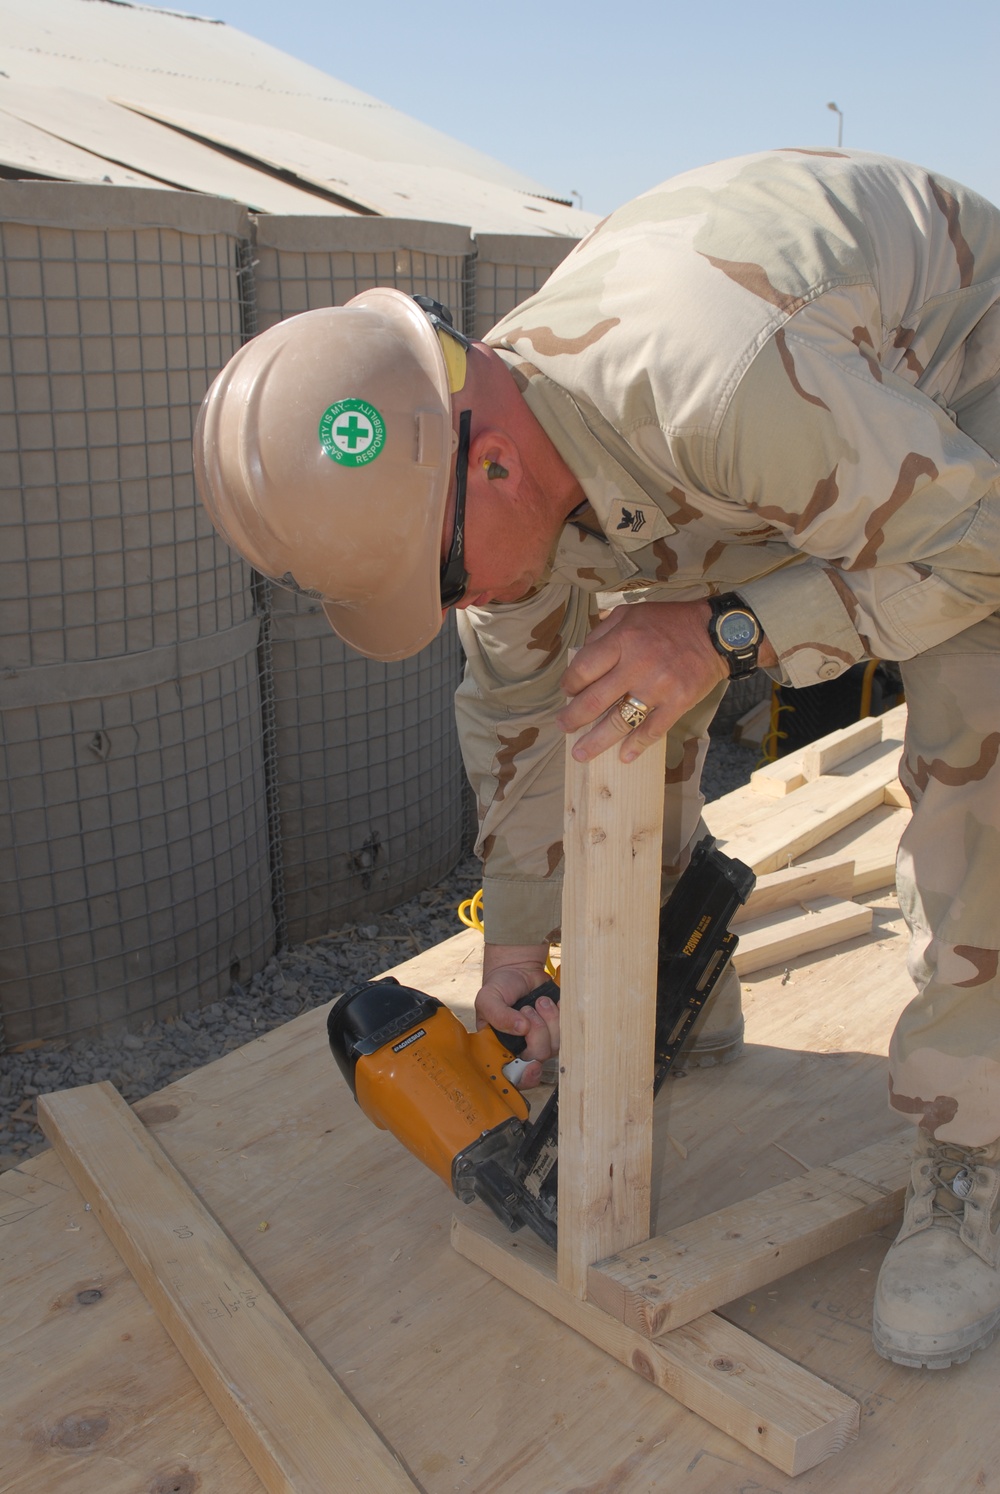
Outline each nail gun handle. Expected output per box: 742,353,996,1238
490,977,561,1060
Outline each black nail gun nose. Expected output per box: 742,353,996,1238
328,837,754,1250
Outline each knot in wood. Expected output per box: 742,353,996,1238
588,828,607,845
630,1348,656,1383
136,1103,180,1125
150,1472,200,1494
49,1411,110,1449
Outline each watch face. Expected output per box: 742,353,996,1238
718,610,758,649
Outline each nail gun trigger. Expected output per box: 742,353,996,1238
501,1056,533,1086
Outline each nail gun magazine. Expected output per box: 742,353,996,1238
328,836,754,1249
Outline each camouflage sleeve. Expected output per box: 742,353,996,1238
455,581,598,945
716,287,1000,687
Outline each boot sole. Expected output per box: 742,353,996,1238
872,1313,1000,1370
683,1018,745,1070
683,1035,745,1069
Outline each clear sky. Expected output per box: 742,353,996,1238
180,0,999,217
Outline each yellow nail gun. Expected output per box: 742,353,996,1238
328,837,754,1248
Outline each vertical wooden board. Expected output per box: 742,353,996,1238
801,715,884,780
557,734,666,1297
733,695,772,750
37,1083,419,1494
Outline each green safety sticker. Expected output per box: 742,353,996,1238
318,399,386,466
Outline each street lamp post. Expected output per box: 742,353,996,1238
826,101,844,147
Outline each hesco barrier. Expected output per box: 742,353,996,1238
265,595,465,943
251,217,475,944
0,185,273,1045
0,186,578,1042
470,233,576,340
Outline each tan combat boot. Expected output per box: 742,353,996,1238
683,964,744,1068
873,1131,1000,1368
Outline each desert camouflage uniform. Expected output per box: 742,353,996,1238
454,148,1000,1143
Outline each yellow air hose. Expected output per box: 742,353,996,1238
457,888,561,984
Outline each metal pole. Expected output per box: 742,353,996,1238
826,101,844,147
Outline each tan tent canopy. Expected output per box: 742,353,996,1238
0,0,595,234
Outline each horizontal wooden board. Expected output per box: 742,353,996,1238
587,1133,910,1338
732,897,874,976
730,855,857,925
452,1211,859,1478
709,739,904,874
814,802,909,894
748,705,906,802
749,760,808,797
801,715,886,781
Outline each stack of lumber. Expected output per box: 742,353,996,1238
704,704,909,977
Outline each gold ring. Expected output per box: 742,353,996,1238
617,694,649,731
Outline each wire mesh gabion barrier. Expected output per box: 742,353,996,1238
253,215,475,334
267,594,465,944
0,185,273,1045
0,187,579,1043
250,217,475,944
470,232,577,342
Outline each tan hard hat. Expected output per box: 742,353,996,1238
194,288,464,661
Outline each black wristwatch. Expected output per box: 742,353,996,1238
707,593,762,679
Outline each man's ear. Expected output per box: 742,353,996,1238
470,430,520,489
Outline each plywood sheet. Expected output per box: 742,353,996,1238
38,1083,419,1493
5,800,1000,1490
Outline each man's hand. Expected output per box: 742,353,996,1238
474,943,559,1089
557,600,741,763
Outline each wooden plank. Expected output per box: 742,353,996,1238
749,760,808,798
14,877,1000,1494
587,1133,910,1340
747,704,907,801
801,715,884,780
748,717,882,799
710,738,903,874
731,897,874,977
744,699,908,806
733,696,771,749
452,1211,859,1478
813,801,909,894
884,778,911,809
557,733,666,1298
730,854,856,925
37,1083,419,1494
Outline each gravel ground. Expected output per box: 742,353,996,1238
0,737,756,1172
